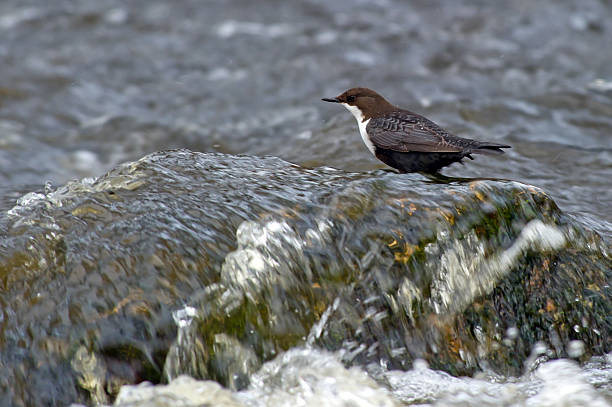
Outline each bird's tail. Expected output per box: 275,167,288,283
472,142,511,155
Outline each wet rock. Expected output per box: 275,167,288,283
0,150,610,405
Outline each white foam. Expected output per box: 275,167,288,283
237,348,398,407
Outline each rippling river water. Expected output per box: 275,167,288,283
0,0,611,406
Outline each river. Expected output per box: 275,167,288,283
0,0,610,406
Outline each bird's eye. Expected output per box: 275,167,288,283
346,95,356,103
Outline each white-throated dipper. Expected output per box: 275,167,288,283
322,87,511,173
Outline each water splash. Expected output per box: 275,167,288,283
429,219,567,315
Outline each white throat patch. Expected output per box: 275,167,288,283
342,103,374,155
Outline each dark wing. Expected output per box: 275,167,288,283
367,112,465,153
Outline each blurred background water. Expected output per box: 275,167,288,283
0,0,611,406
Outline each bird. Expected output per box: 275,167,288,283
322,87,511,174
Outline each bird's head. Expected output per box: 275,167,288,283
322,87,394,120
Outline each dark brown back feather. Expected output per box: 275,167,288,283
367,111,511,154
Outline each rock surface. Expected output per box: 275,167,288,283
0,150,610,405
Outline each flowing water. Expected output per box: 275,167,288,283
0,0,611,406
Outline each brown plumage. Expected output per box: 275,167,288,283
323,87,511,173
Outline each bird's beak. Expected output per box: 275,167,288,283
322,97,340,103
